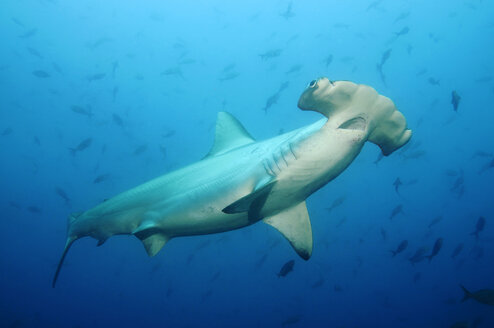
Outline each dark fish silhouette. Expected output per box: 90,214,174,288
19,28,37,38
391,240,408,257
262,82,289,113
376,49,391,85
71,105,92,118
133,144,148,156
27,47,43,59
218,71,240,82
112,61,119,78
471,150,492,158
471,217,486,239
389,204,404,219
451,91,461,112
478,158,494,174
69,138,92,155
380,228,387,241
413,272,421,283
277,259,295,277
324,54,333,68
326,196,345,213
55,187,70,205
1,127,13,136
32,70,50,78
394,12,410,24
285,64,302,74
460,285,494,306
451,243,464,259
11,17,24,27
280,1,295,19
426,238,443,262
409,246,428,264
161,67,184,79
428,215,443,228
86,73,106,82
428,77,440,85
393,177,402,194
311,277,325,288
256,254,268,268
27,205,42,214
259,49,282,60
395,26,410,37
281,315,300,327
112,113,124,127
93,173,110,184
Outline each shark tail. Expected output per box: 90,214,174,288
460,285,471,302
52,212,81,288
52,236,76,288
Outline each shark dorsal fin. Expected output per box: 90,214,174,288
206,112,255,158
263,201,313,260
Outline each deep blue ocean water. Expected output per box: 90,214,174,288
1,0,493,327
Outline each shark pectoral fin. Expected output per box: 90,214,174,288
222,180,276,222
205,111,255,158
140,233,170,257
263,201,313,260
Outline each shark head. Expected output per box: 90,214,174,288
298,77,412,156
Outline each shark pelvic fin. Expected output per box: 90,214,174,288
222,180,276,222
140,233,169,257
205,111,255,158
263,201,313,260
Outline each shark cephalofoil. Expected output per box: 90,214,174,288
52,77,412,287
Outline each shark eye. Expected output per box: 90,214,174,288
308,80,317,88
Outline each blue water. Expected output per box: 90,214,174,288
1,0,493,327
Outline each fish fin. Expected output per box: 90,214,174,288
205,112,255,158
52,236,76,288
140,233,170,257
263,201,313,260
460,285,471,302
222,180,276,222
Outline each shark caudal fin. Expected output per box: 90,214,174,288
460,285,472,302
52,212,82,288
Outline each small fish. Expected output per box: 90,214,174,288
222,63,236,72
262,92,281,113
389,204,404,220
52,62,63,74
428,77,440,86
1,127,13,136
86,73,106,82
478,158,494,174
112,61,119,78
161,67,184,79
471,150,492,158
326,196,345,213
27,47,43,59
409,247,429,264
426,237,443,262
393,177,402,194
19,28,37,39
366,0,382,12
71,105,93,118
451,243,464,259
281,315,300,327
112,86,119,102
285,64,302,74
69,138,92,155
32,70,50,78
55,187,70,205
395,26,410,37
162,130,176,138
413,272,421,283
311,277,325,288
403,150,426,160
11,17,24,27
277,259,294,277
93,173,110,184
112,113,124,127
391,240,408,257
159,144,167,159
256,254,268,268
394,12,410,24
380,227,387,241
218,71,240,82
334,284,343,292
376,49,391,85
280,1,295,19
33,136,41,146
428,216,443,228
259,49,282,60
460,285,494,306
27,205,42,214
88,37,113,50
471,217,486,239
451,91,461,112
324,54,333,68
474,76,492,83
416,68,428,76
8,201,22,209
133,145,148,156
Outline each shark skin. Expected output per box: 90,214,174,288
52,77,412,287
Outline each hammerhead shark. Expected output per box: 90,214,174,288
52,77,412,287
